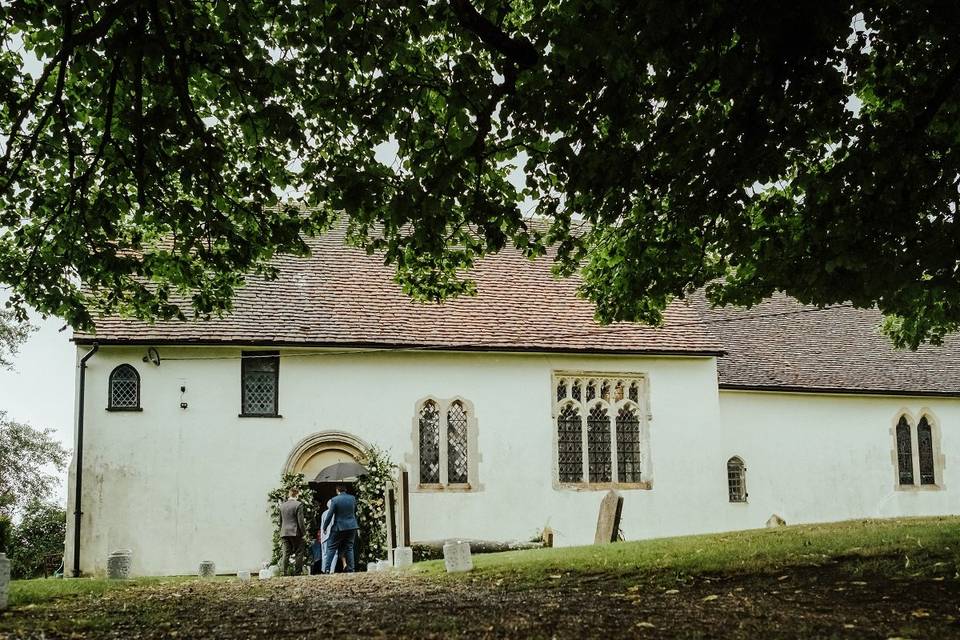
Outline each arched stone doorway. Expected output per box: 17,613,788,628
284,430,369,480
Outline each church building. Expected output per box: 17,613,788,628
64,226,960,576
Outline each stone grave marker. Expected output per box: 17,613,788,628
107,549,132,579
443,541,473,572
0,552,9,610
594,490,624,544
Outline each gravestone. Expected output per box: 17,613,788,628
443,541,473,572
237,570,251,582
594,490,624,544
766,514,787,528
198,560,216,578
393,546,414,569
107,549,132,579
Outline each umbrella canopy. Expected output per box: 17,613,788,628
312,461,369,484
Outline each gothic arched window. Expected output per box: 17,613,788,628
616,405,642,483
895,415,914,485
727,457,747,502
447,401,469,484
108,364,141,410
557,403,583,483
918,416,936,485
587,403,612,483
418,400,441,484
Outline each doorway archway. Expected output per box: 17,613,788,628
283,430,369,479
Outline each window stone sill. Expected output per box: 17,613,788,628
238,413,283,419
416,483,475,492
556,481,652,491
895,483,944,492
105,407,143,412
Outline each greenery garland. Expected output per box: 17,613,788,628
267,446,395,572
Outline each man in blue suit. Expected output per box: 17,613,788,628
321,484,360,572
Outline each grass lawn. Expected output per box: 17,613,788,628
416,515,960,586
8,575,211,607
2,516,958,639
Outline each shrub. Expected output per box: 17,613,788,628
9,500,66,578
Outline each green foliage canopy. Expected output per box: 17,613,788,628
2,2,960,348
8,500,66,579
0,411,69,517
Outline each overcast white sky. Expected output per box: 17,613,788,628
0,310,76,449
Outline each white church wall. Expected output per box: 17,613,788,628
64,345,725,576
717,390,960,528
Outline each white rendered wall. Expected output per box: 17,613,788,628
716,391,959,529
64,346,725,576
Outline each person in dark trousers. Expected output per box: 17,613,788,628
321,484,359,572
278,487,307,576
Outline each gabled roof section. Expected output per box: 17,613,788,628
706,294,960,397
74,226,722,355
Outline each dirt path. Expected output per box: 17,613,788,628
3,564,959,639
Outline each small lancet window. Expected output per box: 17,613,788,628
727,457,747,502
557,403,583,483
917,416,936,485
108,364,141,410
556,379,567,401
895,415,914,485
447,401,469,484
419,400,441,484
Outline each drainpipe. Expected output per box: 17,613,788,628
72,343,99,578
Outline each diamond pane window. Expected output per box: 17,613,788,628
447,401,469,484
628,382,639,403
571,380,582,401
616,406,642,483
108,364,140,409
419,400,441,484
241,352,279,416
557,403,583,483
586,380,596,401
918,416,935,485
557,379,567,402
896,416,914,485
587,404,612,483
727,457,746,502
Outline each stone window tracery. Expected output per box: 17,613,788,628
413,397,479,490
553,373,651,489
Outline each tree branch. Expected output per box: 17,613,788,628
448,0,538,69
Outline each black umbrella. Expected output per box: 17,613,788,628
313,461,369,484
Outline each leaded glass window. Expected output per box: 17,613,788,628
727,457,746,502
587,404,612,483
554,373,648,487
241,352,279,416
918,416,935,485
419,400,441,483
557,403,583,483
616,406,642,483
108,364,140,409
447,401,469,484
896,416,914,485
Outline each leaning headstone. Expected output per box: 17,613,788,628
393,547,414,569
107,549,133,579
766,514,787,528
0,552,9,610
443,541,473,573
594,490,624,544
198,560,216,578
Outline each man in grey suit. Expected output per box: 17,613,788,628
279,487,307,576
321,484,360,572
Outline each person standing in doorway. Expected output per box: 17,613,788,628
321,484,359,572
279,487,308,576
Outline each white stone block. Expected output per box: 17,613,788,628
0,553,9,611
442,541,473,573
237,570,251,581
377,559,390,571
258,568,272,580
269,564,279,577
198,560,216,578
393,547,413,568
366,561,379,572
107,549,133,580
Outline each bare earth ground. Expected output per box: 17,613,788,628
3,562,959,639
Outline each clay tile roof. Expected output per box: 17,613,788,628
704,294,960,396
74,225,722,355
